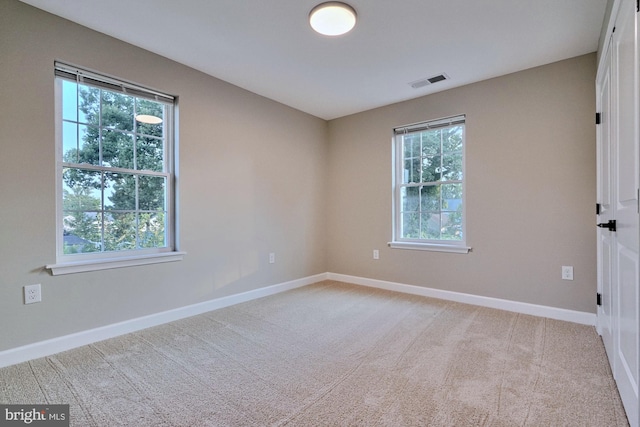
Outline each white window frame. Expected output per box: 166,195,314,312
47,62,184,275
389,115,471,254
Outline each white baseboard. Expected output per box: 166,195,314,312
0,271,595,368
0,273,328,369
327,273,597,326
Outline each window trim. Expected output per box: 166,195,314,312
46,251,186,276
387,241,471,254
389,114,471,254
49,62,183,274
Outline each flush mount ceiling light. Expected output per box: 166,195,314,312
309,2,357,36
135,114,163,124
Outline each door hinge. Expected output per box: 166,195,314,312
637,0,639,12
596,203,601,215
597,293,602,306
596,112,601,125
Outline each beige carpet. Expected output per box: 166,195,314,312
0,281,629,426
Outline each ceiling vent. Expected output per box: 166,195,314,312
409,73,449,89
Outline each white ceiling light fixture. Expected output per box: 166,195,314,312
309,2,357,36
135,114,163,124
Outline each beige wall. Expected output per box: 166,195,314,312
0,0,328,351
0,0,598,353
327,53,597,313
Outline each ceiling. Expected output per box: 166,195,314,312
20,0,606,120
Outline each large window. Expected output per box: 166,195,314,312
50,62,181,274
391,115,470,253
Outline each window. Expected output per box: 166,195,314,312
49,62,183,274
390,115,470,253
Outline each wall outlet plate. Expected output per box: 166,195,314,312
373,249,379,260
561,266,574,281
24,284,42,304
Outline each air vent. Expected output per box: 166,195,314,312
409,73,449,89
427,74,447,84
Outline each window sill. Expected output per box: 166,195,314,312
388,241,471,254
46,251,186,275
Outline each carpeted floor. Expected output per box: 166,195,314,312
0,281,629,426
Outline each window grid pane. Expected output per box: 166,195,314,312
60,76,171,256
397,120,465,243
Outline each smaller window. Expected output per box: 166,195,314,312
390,115,470,253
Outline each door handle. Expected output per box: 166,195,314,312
597,219,616,232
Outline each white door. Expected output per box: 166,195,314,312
598,1,640,425
597,43,615,366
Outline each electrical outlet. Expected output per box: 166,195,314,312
269,252,275,264
373,249,379,260
24,284,41,304
562,266,574,281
